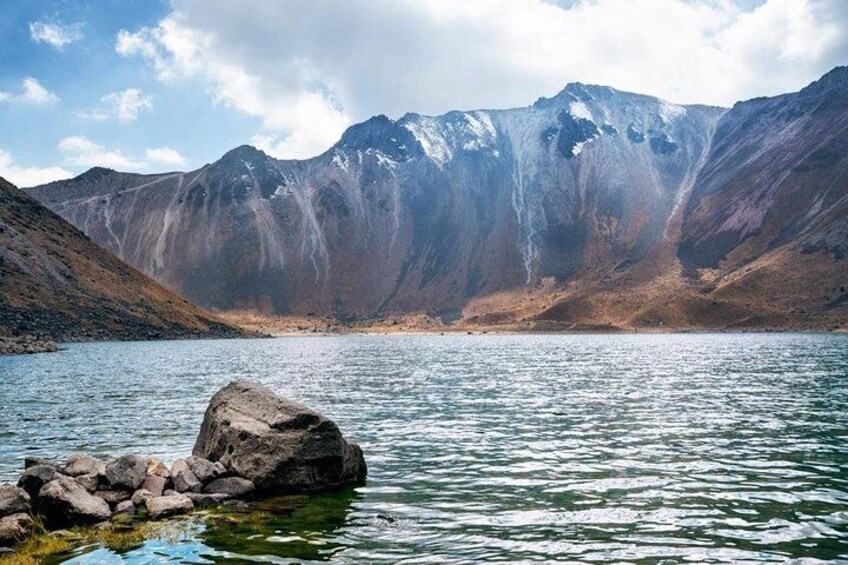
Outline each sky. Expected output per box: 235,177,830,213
1,0,847,187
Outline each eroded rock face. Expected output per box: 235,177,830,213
38,476,111,527
193,381,366,493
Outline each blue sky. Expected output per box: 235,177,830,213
1,0,846,187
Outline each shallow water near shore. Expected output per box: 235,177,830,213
1,333,847,563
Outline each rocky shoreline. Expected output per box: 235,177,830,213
0,381,366,554
0,336,59,355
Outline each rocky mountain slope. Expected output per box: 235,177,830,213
0,176,246,341
27,69,848,330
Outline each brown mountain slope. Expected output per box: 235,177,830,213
0,177,246,341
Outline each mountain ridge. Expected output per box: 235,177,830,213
0,176,249,341
26,68,848,331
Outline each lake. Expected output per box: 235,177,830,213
1,333,847,563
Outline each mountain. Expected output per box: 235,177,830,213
27,70,848,330
28,84,721,318
0,176,246,341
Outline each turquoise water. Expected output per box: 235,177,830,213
1,334,847,563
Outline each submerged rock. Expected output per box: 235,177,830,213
38,476,111,527
193,381,366,493
204,477,254,496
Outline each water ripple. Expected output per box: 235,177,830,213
0,333,847,563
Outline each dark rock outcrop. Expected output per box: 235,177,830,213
193,381,367,493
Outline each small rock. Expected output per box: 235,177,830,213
95,489,132,506
185,492,231,508
74,473,100,493
113,501,135,516
173,469,202,493
0,513,34,545
0,485,31,518
105,455,147,490
146,458,169,478
145,494,193,519
24,457,54,469
170,459,189,477
204,477,255,497
38,476,111,527
18,464,58,497
186,456,222,483
63,454,106,478
130,489,153,506
141,475,167,497
163,489,177,497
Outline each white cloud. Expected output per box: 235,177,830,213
29,20,84,49
79,88,153,122
0,150,73,188
57,136,188,172
116,0,848,159
58,136,146,170
0,77,60,105
145,146,186,167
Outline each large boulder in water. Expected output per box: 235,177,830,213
192,381,366,493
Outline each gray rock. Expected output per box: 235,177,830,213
0,485,31,518
185,492,231,508
131,489,153,507
186,456,223,483
24,457,54,469
203,477,255,497
146,458,169,478
163,489,177,497
63,454,106,478
95,489,132,506
141,474,167,497
113,501,135,516
74,473,100,493
172,469,202,493
105,455,147,490
170,459,189,477
0,513,33,545
193,381,367,493
17,464,58,497
38,476,111,527
145,494,193,519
